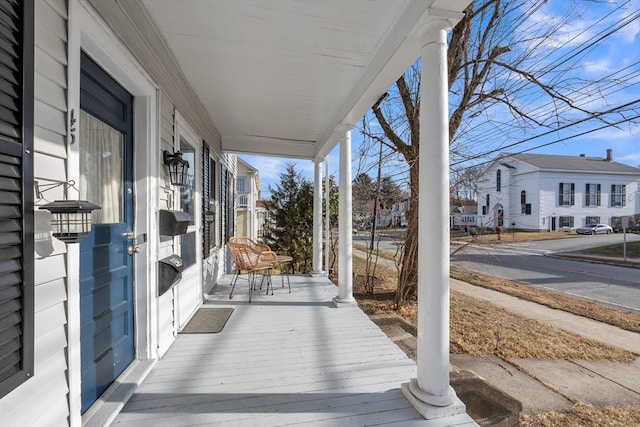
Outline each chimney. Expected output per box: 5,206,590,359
579,153,585,157
606,148,613,162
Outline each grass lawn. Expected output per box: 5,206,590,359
455,230,579,243
585,240,640,259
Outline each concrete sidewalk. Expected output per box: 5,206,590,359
449,278,640,414
354,248,640,415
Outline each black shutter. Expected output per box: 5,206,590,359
596,184,601,206
202,142,210,257
585,184,590,206
622,185,626,207
0,0,34,398
611,184,615,206
558,183,563,205
570,183,575,206
219,165,225,244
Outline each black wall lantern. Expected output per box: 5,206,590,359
163,150,190,186
36,180,102,244
39,200,101,244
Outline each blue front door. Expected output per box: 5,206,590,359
79,52,135,413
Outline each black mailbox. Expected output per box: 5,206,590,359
158,255,184,296
159,209,190,236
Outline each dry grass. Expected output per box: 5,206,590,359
351,255,636,361
458,231,579,243
520,403,640,426
354,242,640,333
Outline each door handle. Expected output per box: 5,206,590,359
128,246,141,255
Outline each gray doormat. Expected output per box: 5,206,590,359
180,308,234,334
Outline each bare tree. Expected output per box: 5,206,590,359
365,0,640,305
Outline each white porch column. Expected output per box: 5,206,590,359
324,158,330,274
401,20,467,419
334,130,356,307
311,159,325,276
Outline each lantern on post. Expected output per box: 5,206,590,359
163,150,189,186
39,200,101,243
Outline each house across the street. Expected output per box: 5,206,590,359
476,149,640,232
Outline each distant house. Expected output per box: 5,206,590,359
476,149,640,231
235,158,260,239
391,199,410,227
450,205,478,229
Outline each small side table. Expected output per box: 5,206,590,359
276,255,292,293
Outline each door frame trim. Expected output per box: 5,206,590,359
68,1,159,423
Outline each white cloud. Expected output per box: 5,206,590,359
617,15,640,44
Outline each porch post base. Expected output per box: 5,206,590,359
333,296,357,307
309,271,326,277
401,380,468,420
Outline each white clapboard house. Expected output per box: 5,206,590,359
476,150,640,231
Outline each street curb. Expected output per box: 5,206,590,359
546,253,640,269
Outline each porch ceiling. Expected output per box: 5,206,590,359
140,0,469,160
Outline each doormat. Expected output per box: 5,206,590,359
180,308,234,334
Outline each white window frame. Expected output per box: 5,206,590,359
611,184,626,207
585,183,600,207
173,111,201,271
237,176,248,193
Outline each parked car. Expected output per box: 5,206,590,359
576,224,613,235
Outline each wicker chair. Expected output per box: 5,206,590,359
228,236,271,253
227,241,277,303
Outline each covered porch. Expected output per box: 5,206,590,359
108,275,475,426
76,0,472,423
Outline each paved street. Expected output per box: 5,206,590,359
450,236,640,314
355,232,640,314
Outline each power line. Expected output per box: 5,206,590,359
454,111,640,170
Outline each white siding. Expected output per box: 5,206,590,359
157,91,177,355
0,1,72,426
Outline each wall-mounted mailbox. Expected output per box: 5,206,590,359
159,209,190,236
158,255,184,296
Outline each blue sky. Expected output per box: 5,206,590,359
242,0,640,197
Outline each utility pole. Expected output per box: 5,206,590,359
370,140,383,252
365,92,388,292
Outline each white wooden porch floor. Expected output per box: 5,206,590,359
112,275,475,426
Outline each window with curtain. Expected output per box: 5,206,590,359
585,183,600,207
585,216,600,225
559,183,574,206
237,176,247,193
79,112,123,224
611,184,626,207
559,216,574,228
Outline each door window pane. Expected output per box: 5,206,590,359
79,111,123,224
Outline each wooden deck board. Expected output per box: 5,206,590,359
112,276,475,426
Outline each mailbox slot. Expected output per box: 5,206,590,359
158,255,184,296
159,209,190,236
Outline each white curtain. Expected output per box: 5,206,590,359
79,111,123,224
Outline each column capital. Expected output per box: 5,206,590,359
336,122,356,133
417,9,462,46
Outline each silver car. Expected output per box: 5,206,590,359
576,224,613,235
